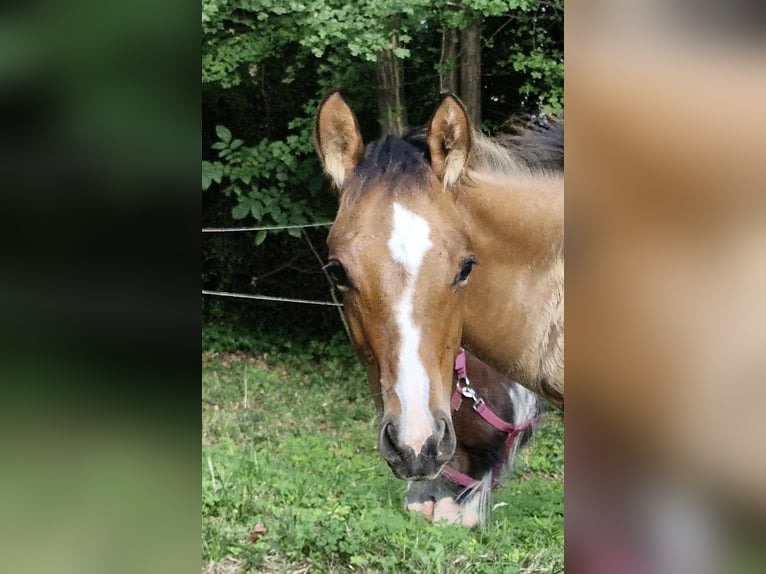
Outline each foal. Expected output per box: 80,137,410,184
405,350,542,527
316,91,562,481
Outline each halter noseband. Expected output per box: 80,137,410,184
442,348,541,491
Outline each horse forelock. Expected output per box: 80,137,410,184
341,136,431,204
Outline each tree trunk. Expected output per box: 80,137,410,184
376,36,408,137
459,19,482,126
439,28,459,94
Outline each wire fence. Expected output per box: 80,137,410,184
202,221,346,321
202,222,333,233
202,290,342,307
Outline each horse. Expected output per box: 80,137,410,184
315,90,563,481
405,349,542,527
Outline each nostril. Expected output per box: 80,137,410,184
434,417,446,439
378,421,399,460
436,417,456,462
386,422,397,443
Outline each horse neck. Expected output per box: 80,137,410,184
457,170,564,407
459,171,563,256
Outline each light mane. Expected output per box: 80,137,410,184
468,131,528,175
466,118,564,179
398,116,563,184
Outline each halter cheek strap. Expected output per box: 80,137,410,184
441,465,481,490
444,348,541,491
454,347,468,381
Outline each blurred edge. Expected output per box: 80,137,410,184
0,0,200,573
566,1,766,573
3,0,766,573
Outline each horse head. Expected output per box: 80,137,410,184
315,91,476,480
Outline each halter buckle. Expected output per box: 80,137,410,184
459,379,484,409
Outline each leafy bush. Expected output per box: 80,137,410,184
202,122,328,245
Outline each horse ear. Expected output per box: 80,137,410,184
315,91,365,194
427,94,472,187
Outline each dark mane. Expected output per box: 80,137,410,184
344,115,563,201
494,115,564,173
346,136,429,198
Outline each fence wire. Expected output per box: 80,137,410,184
202,222,333,233
202,290,342,307
202,219,347,328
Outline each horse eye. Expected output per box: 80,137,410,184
455,256,477,285
324,260,351,292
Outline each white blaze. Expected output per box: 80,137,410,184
387,202,434,455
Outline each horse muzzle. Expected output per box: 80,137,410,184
377,413,456,480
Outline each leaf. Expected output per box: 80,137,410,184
201,161,213,191
215,125,232,143
287,227,301,238
392,47,410,59
202,161,225,190
231,202,251,220
255,230,267,245
211,163,223,184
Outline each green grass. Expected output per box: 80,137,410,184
202,332,563,573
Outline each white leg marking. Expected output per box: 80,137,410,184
388,202,434,455
406,499,435,521
432,497,463,525
460,494,482,528
432,495,483,528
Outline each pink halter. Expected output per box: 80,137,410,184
442,348,541,490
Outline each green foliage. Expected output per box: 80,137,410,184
482,2,564,115
201,0,304,88
202,121,329,242
202,339,563,573
510,46,564,113
202,0,432,89
202,0,563,301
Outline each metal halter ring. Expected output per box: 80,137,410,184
459,380,484,408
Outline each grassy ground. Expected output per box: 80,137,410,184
202,333,563,573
